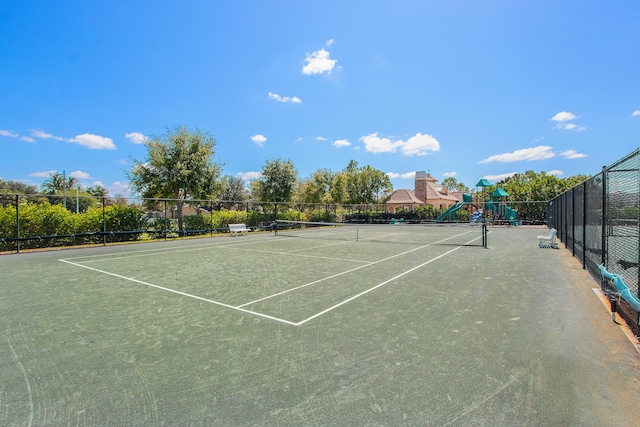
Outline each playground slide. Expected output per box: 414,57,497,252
597,264,640,313
436,201,464,222
470,209,483,223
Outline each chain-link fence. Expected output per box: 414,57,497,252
548,148,640,337
1,191,554,254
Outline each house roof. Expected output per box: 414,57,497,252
386,189,423,204
424,181,458,202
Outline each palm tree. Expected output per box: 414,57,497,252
40,172,78,194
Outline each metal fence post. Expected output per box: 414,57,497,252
15,194,20,254
102,197,107,246
601,165,607,267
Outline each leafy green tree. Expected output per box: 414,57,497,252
442,177,469,192
300,168,336,204
492,170,590,221
220,175,249,209
330,172,348,204
254,158,298,215
128,125,222,231
0,179,38,194
343,161,393,204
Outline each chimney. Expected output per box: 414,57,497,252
414,171,427,202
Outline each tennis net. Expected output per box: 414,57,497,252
275,220,487,247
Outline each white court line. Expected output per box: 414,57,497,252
238,231,475,308
58,259,298,326
59,230,483,326
294,235,480,326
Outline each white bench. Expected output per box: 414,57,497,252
537,228,558,248
229,223,250,236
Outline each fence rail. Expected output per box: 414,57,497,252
548,148,640,337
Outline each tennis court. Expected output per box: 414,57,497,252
2,225,639,426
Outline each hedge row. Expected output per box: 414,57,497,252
0,201,330,251
0,202,148,250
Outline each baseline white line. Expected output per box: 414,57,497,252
238,232,474,308
58,259,298,326
294,241,471,326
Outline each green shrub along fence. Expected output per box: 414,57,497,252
1,194,492,253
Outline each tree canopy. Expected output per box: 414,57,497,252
128,125,222,229
253,158,298,203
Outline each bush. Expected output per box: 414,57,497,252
0,201,147,250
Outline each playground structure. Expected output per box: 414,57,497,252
484,187,519,225
434,184,520,225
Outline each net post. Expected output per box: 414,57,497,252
482,222,488,248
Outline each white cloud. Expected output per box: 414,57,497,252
91,180,105,188
551,111,586,131
20,136,36,143
0,130,19,138
632,110,640,117
268,92,302,104
326,39,335,46
125,132,147,144
443,171,457,178
360,132,440,156
333,139,351,148
251,134,267,147
479,145,555,164
401,133,440,156
71,133,116,150
315,136,328,141
236,171,262,181
29,129,54,139
360,133,401,153
295,137,303,142
69,170,91,179
30,170,57,178
483,172,517,182
302,48,338,75
560,149,588,159
546,170,564,176
108,181,130,197
551,111,578,122
386,172,417,179
556,122,586,131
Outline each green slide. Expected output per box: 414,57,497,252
435,201,464,222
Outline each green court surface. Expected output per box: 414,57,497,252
1,226,639,426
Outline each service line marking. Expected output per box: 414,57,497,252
59,258,297,326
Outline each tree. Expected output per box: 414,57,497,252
40,172,78,195
254,158,298,214
220,175,249,209
86,185,109,198
300,169,336,204
128,125,222,231
0,179,38,195
442,177,469,192
343,161,393,205
492,170,590,221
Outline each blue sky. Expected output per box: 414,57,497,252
1,0,639,197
